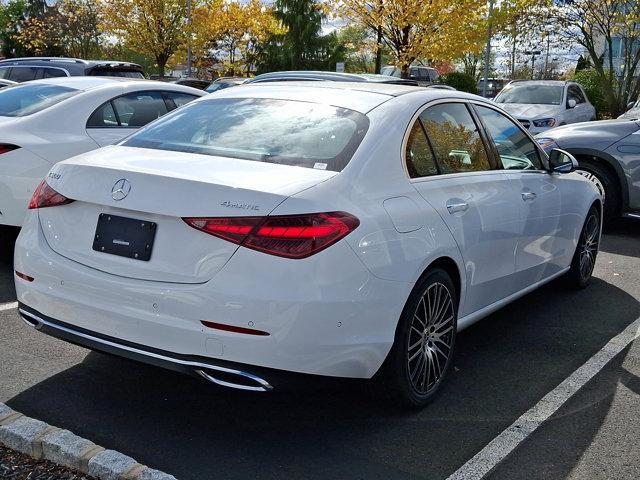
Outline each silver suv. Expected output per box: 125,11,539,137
380,65,439,85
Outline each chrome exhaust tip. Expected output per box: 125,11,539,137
195,367,273,392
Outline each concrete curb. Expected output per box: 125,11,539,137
0,402,176,480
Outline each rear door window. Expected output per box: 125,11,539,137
164,91,200,108
420,103,492,173
112,92,168,127
124,98,369,172
8,67,39,82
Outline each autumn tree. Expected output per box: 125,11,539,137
57,0,103,59
191,0,282,76
339,0,488,78
554,0,640,116
100,0,189,77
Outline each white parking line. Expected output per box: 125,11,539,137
447,316,640,480
0,301,18,311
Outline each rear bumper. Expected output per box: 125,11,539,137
15,210,411,379
19,302,276,391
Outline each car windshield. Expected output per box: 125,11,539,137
494,84,564,105
0,84,78,117
206,82,233,93
123,98,369,172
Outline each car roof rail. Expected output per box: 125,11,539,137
0,57,89,65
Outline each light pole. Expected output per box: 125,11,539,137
186,0,192,78
482,0,495,97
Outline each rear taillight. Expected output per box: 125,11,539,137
183,212,359,259
0,144,19,155
28,180,74,209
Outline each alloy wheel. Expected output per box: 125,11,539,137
579,212,600,282
406,282,455,395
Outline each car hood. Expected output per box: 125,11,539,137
497,103,562,119
538,119,640,151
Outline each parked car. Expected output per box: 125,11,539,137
0,57,144,82
14,84,601,408
244,71,419,86
619,98,639,119
381,65,439,85
476,77,510,98
0,77,206,227
494,80,596,133
0,79,16,89
171,77,210,90
536,118,640,222
206,76,246,93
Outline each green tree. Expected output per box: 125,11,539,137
438,71,478,93
257,0,345,72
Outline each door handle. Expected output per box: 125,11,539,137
521,192,537,201
446,202,469,214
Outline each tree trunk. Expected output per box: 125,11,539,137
375,25,382,73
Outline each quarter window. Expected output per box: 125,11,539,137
420,103,491,174
475,105,542,170
405,121,437,178
87,102,119,128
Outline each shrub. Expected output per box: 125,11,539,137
437,71,477,94
572,69,609,119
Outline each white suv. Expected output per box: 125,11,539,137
494,80,596,134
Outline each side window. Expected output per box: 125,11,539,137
112,92,168,128
42,68,67,79
164,91,199,109
420,103,491,174
9,67,39,82
0,67,9,79
568,85,585,105
87,102,119,128
475,105,542,170
405,121,438,178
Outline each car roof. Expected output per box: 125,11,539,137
508,80,568,86
204,81,473,114
18,76,207,95
0,57,142,69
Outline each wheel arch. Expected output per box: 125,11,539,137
568,148,629,213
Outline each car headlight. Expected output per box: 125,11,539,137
535,137,558,153
532,118,556,128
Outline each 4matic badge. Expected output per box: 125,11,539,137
220,201,260,211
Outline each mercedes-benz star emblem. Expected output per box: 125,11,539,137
111,178,131,201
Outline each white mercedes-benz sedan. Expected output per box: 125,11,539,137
0,77,206,227
14,83,602,407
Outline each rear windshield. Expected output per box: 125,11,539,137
124,98,369,172
89,68,144,79
0,84,78,117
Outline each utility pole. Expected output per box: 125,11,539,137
524,50,541,79
186,0,192,78
544,32,551,79
482,0,495,97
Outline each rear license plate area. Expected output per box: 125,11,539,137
92,213,156,261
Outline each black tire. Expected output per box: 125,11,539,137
567,205,600,288
377,268,457,408
574,159,620,224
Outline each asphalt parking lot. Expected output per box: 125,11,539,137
1,222,639,480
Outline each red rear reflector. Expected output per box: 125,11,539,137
15,271,34,282
201,320,270,336
28,180,74,209
183,212,359,258
0,144,19,155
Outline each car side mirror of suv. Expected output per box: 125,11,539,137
548,148,578,173
567,99,577,109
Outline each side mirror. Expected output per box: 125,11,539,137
567,99,577,109
548,148,578,173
